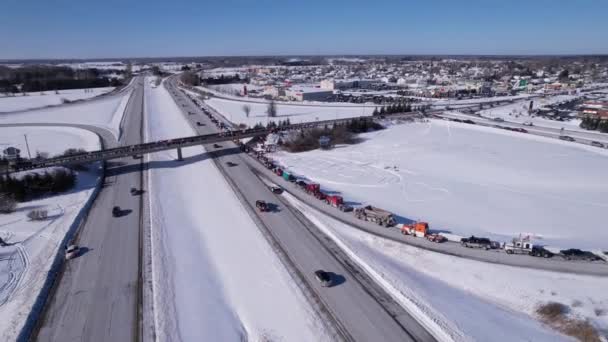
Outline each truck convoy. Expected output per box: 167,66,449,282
247,144,602,263
354,205,396,227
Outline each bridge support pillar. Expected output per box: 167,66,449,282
176,147,183,161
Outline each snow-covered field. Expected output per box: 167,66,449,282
478,94,583,130
272,119,608,250
285,193,607,341
145,79,330,341
0,127,101,340
0,90,131,138
206,96,375,126
0,87,115,113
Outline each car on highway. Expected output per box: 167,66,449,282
460,236,492,250
492,117,505,122
314,270,332,287
559,249,602,261
112,206,121,217
196,121,205,126
213,143,222,148
132,154,142,159
269,185,283,194
65,245,80,260
255,200,269,212
426,233,447,243
591,141,605,148
559,135,575,142
529,246,554,258
522,121,534,126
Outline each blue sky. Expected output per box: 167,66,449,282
1,0,607,59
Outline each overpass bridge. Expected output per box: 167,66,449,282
4,112,420,174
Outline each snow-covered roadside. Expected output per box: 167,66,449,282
0,87,115,113
0,89,132,139
271,119,608,251
0,127,101,340
144,78,330,341
283,193,592,341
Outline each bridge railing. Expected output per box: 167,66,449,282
8,112,420,173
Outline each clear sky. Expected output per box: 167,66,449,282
1,0,607,59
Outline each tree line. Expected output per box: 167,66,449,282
372,102,414,116
0,65,125,93
0,168,76,203
580,117,608,133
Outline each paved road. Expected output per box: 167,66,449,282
35,77,145,342
441,112,608,146
166,78,436,342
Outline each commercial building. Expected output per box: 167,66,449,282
285,87,333,101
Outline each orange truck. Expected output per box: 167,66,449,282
400,222,429,238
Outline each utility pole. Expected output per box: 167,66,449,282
23,134,32,159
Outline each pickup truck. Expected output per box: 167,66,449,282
461,236,492,250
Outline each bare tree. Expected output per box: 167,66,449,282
267,100,277,118
242,104,251,118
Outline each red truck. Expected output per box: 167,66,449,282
325,195,353,212
305,183,321,194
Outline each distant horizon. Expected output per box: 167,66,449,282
2,0,607,59
2,53,608,64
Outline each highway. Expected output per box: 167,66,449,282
34,77,146,342
165,78,437,342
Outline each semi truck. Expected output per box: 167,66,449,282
504,238,553,258
282,171,296,182
354,205,396,227
325,195,353,212
400,222,429,237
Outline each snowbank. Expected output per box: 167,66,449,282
0,87,115,113
0,126,101,340
284,193,600,341
0,90,132,139
144,78,330,341
271,119,608,250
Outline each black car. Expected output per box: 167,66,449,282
559,249,601,261
559,135,575,142
314,270,332,287
112,206,121,217
529,246,553,258
460,236,492,250
591,141,605,148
